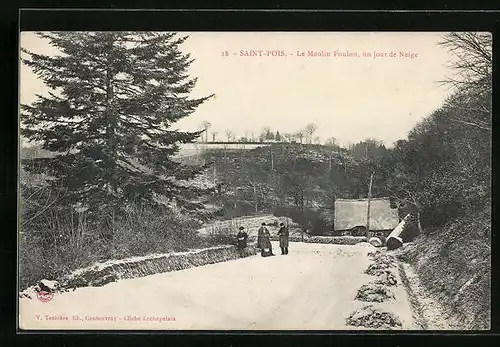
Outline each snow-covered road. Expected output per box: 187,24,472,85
19,242,417,330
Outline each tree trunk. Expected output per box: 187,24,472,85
105,66,116,191
104,41,120,228
252,183,258,213
416,210,423,234
332,190,336,232
386,214,409,250
366,172,374,239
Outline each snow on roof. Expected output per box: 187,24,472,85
334,198,399,231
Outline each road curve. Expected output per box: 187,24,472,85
19,241,417,330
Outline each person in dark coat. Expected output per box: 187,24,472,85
257,223,264,250
258,222,275,257
236,226,248,258
278,223,289,255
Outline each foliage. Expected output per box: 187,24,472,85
202,141,396,234
304,122,318,144
400,213,490,329
282,207,329,236
19,32,227,288
275,131,282,142
383,32,491,231
438,32,492,94
21,31,214,227
18,203,228,290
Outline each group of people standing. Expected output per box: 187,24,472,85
236,222,290,257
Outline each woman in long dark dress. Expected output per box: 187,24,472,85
257,223,264,249
257,223,274,256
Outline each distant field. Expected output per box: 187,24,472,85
20,142,277,160
175,142,272,158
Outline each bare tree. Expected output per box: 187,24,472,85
260,127,272,143
295,131,304,144
201,121,212,143
281,132,289,143
325,137,337,147
438,32,492,132
438,32,492,91
304,123,318,144
211,131,218,142
225,129,234,142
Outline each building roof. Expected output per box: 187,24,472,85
334,198,399,231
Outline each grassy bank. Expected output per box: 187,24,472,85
398,213,491,330
19,206,234,291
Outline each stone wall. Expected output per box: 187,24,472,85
305,236,367,245
269,235,367,245
63,245,257,288
20,245,257,298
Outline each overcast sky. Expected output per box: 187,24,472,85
20,31,456,147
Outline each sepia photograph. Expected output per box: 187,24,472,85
18,31,491,330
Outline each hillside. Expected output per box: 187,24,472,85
196,143,392,232
201,144,328,216
397,209,491,329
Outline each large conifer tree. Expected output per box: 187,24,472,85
21,32,214,220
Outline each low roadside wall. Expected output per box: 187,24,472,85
63,245,257,288
305,236,367,245
268,235,367,245
269,235,305,242
20,245,257,298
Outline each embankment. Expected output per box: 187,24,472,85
396,217,491,330
20,245,257,298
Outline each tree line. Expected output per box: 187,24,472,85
197,122,338,146
200,139,391,233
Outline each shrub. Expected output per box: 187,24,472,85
355,283,396,302
18,201,231,290
346,305,402,329
273,206,329,235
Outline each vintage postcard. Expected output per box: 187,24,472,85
18,31,491,330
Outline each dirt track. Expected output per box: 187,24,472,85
19,242,419,330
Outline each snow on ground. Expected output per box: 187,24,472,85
69,245,231,276
19,241,419,330
197,214,299,239
398,261,459,330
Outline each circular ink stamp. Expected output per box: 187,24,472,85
36,291,54,303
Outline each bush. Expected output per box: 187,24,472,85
346,305,402,329
267,220,279,227
273,206,329,235
355,283,395,302
18,202,231,290
400,213,491,329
